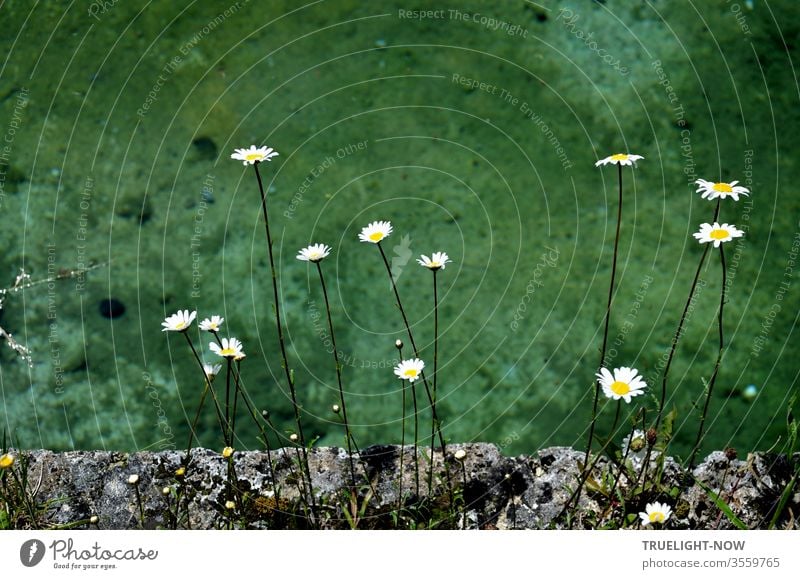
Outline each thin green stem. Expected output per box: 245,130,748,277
315,261,357,488
230,360,242,447
689,243,727,469
657,199,720,439
430,268,440,496
657,244,710,435
253,161,315,522
224,359,232,446
184,380,210,461
399,376,406,516
411,380,420,496
585,162,624,464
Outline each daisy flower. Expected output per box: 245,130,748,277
162,310,197,332
695,178,749,202
639,501,672,526
0,452,15,469
358,221,393,244
596,366,647,403
693,222,744,248
296,243,331,262
230,145,279,165
394,358,425,382
203,363,222,379
210,337,245,359
199,315,224,332
594,153,644,167
417,252,451,270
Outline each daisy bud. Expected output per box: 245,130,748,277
454,449,467,461
289,433,299,443
175,467,186,478
222,447,234,459
162,486,171,496
224,500,236,510
127,474,139,485
332,404,340,414
395,339,403,349
724,447,738,461
646,428,658,446
90,515,99,524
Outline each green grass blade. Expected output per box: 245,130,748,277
695,479,748,530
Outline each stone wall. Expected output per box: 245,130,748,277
2,444,798,529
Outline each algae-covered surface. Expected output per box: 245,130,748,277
0,1,797,457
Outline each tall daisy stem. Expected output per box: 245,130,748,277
688,243,727,469
396,341,406,516
253,162,315,521
657,200,720,438
657,245,710,435
377,243,447,459
429,268,440,496
585,163,624,465
315,261,357,488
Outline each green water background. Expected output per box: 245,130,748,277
0,0,798,459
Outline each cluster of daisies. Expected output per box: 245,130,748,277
596,154,747,249
591,154,752,527
691,179,747,247
592,154,749,410
162,310,243,368
298,219,450,384
172,146,454,442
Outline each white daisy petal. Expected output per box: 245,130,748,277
693,222,744,248
230,145,279,166
417,251,451,270
597,366,648,403
695,178,750,202
297,243,331,262
210,337,245,359
595,153,644,167
393,358,425,382
162,310,197,332
199,315,224,332
358,221,393,244
639,501,672,526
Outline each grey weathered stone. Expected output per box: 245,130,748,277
2,445,797,529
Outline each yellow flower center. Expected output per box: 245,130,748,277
649,511,665,523
0,454,14,469
611,381,631,396
176,321,187,330
245,153,263,161
710,229,730,240
610,154,629,162
403,369,418,379
220,348,236,357
712,182,733,193
369,232,384,242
